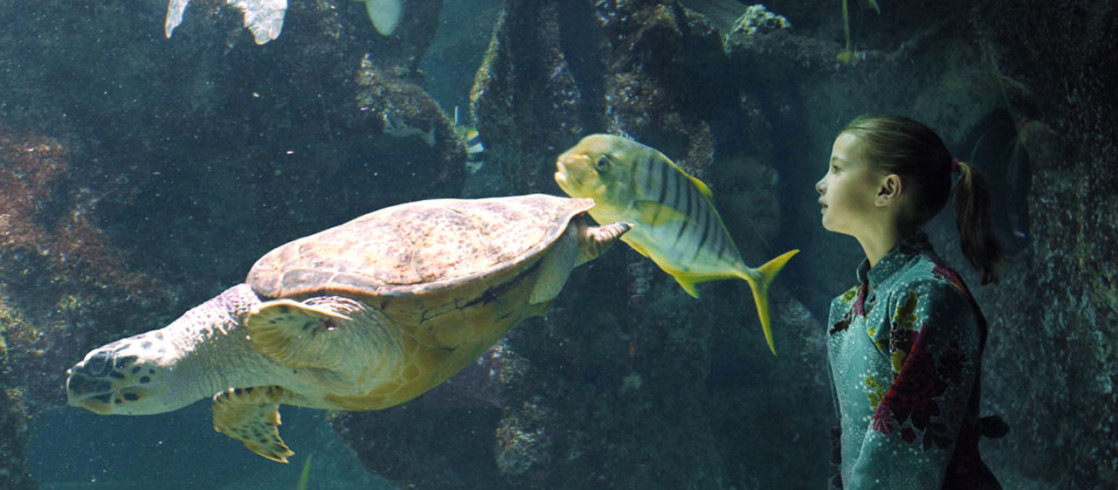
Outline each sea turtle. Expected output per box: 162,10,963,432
66,194,630,463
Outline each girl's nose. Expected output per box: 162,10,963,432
815,178,825,195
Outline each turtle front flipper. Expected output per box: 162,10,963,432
575,221,633,266
212,386,295,463
529,222,579,304
245,297,394,375
245,298,358,370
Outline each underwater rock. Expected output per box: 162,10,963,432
439,0,798,487
353,54,466,197
0,382,31,490
3,0,465,481
471,0,749,193
330,342,518,489
0,127,175,404
166,0,287,44
165,0,409,44
724,12,843,77
963,1,1118,486
7,0,1115,487
354,0,446,73
469,1,590,194
364,0,405,36
494,395,553,477
88,0,461,283
332,404,509,489
0,125,175,489
724,0,1118,487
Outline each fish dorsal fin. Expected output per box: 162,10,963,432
689,175,714,199
635,200,687,226
661,154,714,199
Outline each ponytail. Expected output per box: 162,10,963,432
841,115,1006,285
952,160,1004,284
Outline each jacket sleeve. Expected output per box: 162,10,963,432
846,280,981,489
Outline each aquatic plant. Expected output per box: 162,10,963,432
297,454,313,490
838,0,880,64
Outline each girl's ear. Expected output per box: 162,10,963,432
875,174,903,206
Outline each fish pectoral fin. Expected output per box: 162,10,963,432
634,200,687,226
623,236,652,257
212,386,294,463
666,269,703,298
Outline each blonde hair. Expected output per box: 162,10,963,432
841,115,1004,284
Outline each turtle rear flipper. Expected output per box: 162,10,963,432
212,386,294,463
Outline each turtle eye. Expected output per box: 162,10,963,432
595,155,611,171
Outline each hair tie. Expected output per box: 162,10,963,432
950,157,960,173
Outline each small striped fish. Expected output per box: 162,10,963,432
465,129,486,173
555,134,798,354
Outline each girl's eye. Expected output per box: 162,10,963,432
596,156,611,171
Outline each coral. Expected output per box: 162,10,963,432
494,397,554,476
731,5,792,37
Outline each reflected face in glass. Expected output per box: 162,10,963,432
814,132,881,237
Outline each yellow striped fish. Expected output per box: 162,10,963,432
465,129,486,173
555,134,798,355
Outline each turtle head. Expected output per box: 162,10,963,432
68,284,265,416
66,332,184,415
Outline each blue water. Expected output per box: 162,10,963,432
30,402,390,489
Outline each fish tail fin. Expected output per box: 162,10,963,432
740,249,800,355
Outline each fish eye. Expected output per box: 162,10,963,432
596,156,611,171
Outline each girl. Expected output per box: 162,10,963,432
815,115,1003,489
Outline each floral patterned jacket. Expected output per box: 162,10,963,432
826,234,999,489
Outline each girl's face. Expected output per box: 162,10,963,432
815,132,883,237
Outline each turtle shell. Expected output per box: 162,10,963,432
247,194,593,299
244,194,595,409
